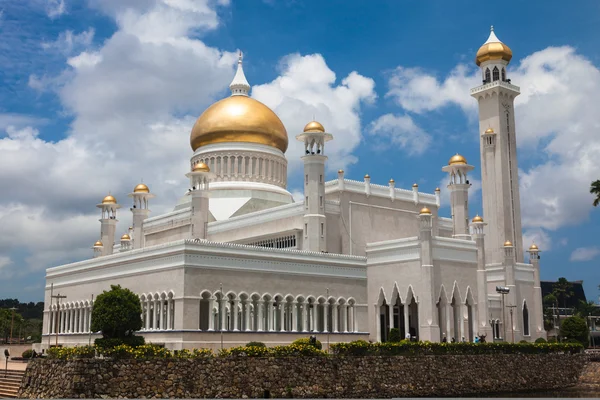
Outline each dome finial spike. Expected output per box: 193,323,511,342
230,50,250,96
490,25,494,32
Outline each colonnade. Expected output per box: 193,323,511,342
199,291,357,333
140,292,175,331
48,301,93,334
195,153,287,187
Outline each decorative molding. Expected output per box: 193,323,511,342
470,80,521,96
208,202,304,234
325,179,438,206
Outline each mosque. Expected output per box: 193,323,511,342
41,27,546,350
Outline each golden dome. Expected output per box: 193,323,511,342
121,234,131,241
192,162,210,172
364,174,370,179
448,154,467,165
93,240,103,248
304,121,325,133
472,215,484,223
435,187,440,192
504,240,513,247
190,95,288,153
389,178,395,183
529,243,539,251
419,207,432,215
412,183,418,188
133,183,149,193
484,128,495,134
476,28,512,66
338,169,344,174
102,195,117,204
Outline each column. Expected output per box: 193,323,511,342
146,299,151,330
255,300,264,331
446,304,453,339
48,310,53,334
153,299,159,330
167,298,172,330
208,297,215,331
332,305,339,333
70,309,74,333
311,305,317,332
267,300,274,332
403,304,409,338
232,300,240,331
460,304,466,341
292,301,298,332
302,302,309,332
219,298,227,331
245,301,251,331
323,304,329,333
342,304,348,333
349,305,354,333
279,302,286,332
388,303,395,330
79,309,84,333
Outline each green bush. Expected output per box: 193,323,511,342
91,285,143,339
95,336,145,349
388,328,401,342
47,346,95,360
246,341,266,347
548,336,557,343
21,349,33,358
330,341,583,356
292,337,322,350
535,338,547,343
519,340,528,343
560,316,589,346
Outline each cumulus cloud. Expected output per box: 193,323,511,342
368,113,431,155
252,53,376,172
570,246,600,262
522,228,552,252
384,46,600,237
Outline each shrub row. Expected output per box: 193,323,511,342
46,340,583,360
330,339,584,356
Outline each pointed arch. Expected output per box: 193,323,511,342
485,68,491,83
492,66,500,81
376,287,388,307
451,281,463,304
391,283,401,304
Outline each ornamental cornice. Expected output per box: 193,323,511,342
325,179,437,206
470,80,520,96
207,202,304,234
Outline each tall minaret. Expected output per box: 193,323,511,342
441,154,474,239
527,243,545,336
296,121,332,252
471,26,524,263
96,194,120,256
128,183,155,249
186,161,213,239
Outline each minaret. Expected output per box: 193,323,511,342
128,183,155,249
296,121,333,252
417,207,439,342
96,194,120,256
186,162,213,239
120,234,132,252
92,240,103,258
471,26,524,263
527,243,545,336
441,154,474,239
471,215,493,339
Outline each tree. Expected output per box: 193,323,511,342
591,180,600,207
560,316,589,346
575,300,599,319
90,285,142,339
552,277,574,310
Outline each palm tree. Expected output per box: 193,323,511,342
552,277,574,310
591,180,600,207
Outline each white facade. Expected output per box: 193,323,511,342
41,29,545,350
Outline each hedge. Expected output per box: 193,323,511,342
330,340,584,356
45,340,583,360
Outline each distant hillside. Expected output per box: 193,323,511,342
0,299,44,320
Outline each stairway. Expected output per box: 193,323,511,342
0,369,25,398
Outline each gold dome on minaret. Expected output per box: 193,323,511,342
193,162,210,172
189,53,288,153
102,195,117,204
303,121,325,133
476,26,513,66
133,183,149,193
448,154,467,165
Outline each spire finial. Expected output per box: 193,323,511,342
230,50,250,96
490,25,494,32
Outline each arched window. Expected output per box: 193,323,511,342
485,68,491,83
523,302,530,336
501,68,506,82
492,66,500,81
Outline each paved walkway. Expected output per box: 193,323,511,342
4,362,28,371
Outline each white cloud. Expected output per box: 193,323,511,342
570,246,600,262
522,228,552,252
368,113,431,155
385,46,600,233
41,28,95,55
252,53,376,172
46,0,66,19
67,51,102,69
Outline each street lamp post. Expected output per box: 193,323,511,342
496,286,510,341
507,305,516,343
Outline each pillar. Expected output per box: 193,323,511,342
292,301,298,332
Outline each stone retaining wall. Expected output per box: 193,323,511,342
19,354,585,398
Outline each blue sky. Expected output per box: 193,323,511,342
1,0,599,303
